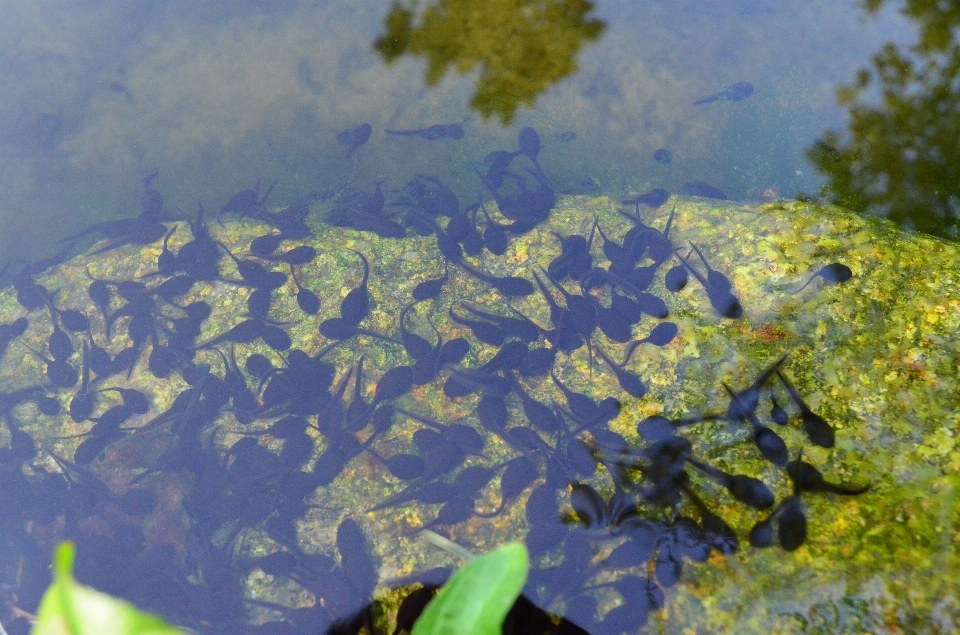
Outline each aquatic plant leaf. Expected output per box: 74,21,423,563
412,542,529,635
34,542,189,635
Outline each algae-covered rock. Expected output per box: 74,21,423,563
1,194,957,633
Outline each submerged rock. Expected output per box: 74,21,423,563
0,193,957,633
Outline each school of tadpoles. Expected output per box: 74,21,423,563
0,125,863,635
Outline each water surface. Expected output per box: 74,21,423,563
0,2,957,635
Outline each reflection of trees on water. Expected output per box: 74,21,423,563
809,0,960,239
374,0,605,123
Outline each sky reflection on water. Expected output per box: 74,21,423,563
0,0,923,265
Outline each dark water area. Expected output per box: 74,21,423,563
1,2,958,635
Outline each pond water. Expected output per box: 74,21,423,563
0,2,958,635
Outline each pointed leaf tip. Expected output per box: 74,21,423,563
53,541,76,581
35,541,191,635
413,542,529,635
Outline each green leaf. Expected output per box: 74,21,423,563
412,542,529,635
32,542,189,635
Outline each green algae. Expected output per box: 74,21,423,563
1,194,958,633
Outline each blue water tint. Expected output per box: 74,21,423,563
1,2,955,635
0,0,917,263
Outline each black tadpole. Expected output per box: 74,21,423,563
215,240,272,288
69,341,96,422
722,382,788,466
689,242,731,292
725,353,788,424
85,273,112,333
793,262,853,294
674,249,742,319
479,201,509,256
470,304,540,343
340,250,371,325
46,309,75,362
337,123,372,157
0,317,29,361
775,369,836,448
664,263,688,292
153,225,178,277
622,322,679,364
249,233,284,257
398,302,434,360
518,126,543,175
594,346,647,398
770,391,790,425
787,453,870,496
686,457,775,509
412,261,448,301
447,306,506,346
456,260,534,297
289,265,320,315
18,339,78,388
260,245,317,266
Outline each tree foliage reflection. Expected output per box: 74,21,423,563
809,0,960,238
374,0,605,123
